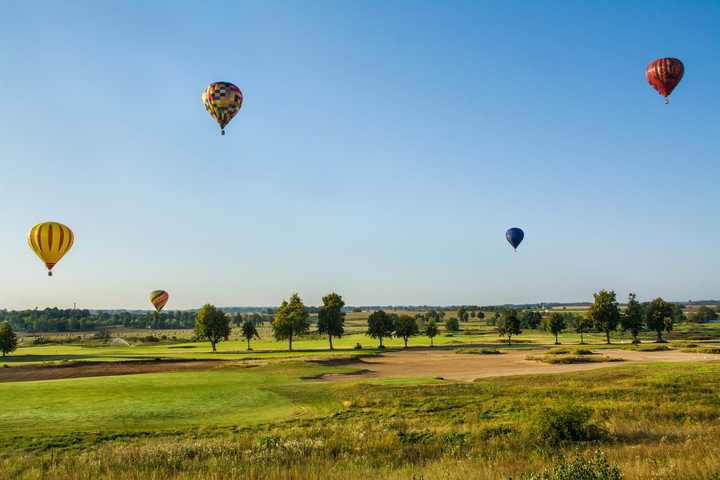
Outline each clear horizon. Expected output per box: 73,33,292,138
1,1,718,311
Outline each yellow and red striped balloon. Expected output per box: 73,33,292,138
150,290,169,313
27,222,74,276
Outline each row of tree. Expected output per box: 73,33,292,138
493,290,698,345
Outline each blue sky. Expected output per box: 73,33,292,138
1,1,718,310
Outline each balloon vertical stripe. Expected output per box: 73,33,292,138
28,222,74,274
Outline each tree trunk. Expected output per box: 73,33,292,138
247,338,251,350
605,331,610,344
329,335,333,350
379,337,383,348
580,332,584,344
211,340,216,352
508,335,512,346
657,330,662,342
430,337,434,347
289,333,293,351
554,334,559,345
404,338,408,347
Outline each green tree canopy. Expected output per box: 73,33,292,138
317,292,346,350
574,315,591,344
272,293,310,351
394,314,419,347
193,304,230,352
587,289,621,344
546,312,567,345
620,293,645,344
425,319,439,347
241,318,260,350
444,317,460,332
646,297,676,343
696,305,718,323
0,322,19,356
366,310,394,348
497,307,521,345
457,306,468,323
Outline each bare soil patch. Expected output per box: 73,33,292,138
309,346,718,382
0,359,229,383
1,347,716,384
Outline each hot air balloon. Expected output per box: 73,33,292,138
646,58,684,104
506,228,524,252
28,222,74,276
150,290,169,313
203,82,243,135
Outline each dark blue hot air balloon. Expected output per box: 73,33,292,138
506,228,524,252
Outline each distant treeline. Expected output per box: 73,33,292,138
0,308,198,332
0,308,281,333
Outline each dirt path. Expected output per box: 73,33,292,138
309,347,719,382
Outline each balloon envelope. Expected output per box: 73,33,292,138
203,82,243,134
506,228,524,252
646,58,684,103
28,222,74,275
150,290,169,313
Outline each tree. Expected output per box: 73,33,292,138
696,305,718,323
587,289,621,344
394,314,419,347
241,318,260,350
366,310,394,348
646,297,675,343
547,312,567,345
0,322,18,356
425,319,439,347
519,310,543,329
317,292,346,350
272,293,310,350
194,304,230,352
457,306,468,323
497,307,521,345
445,317,460,332
621,293,645,344
574,315,591,344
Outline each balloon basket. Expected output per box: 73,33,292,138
221,130,225,135
48,272,52,276
665,99,668,104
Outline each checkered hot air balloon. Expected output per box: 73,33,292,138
646,58,684,104
203,82,243,135
150,290,169,313
28,222,74,276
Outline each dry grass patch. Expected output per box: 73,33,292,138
527,347,619,364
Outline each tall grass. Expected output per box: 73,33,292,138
1,361,719,479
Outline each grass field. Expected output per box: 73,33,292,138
3,320,719,479
1,358,719,479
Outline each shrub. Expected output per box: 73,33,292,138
533,402,606,447
354,343,362,350
547,347,593,355
455,348,500,355
513,451,623,479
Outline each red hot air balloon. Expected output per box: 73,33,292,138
646,58,684,104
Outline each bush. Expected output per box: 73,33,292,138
533,402,606,447
514,451,623,479
354,343,362,350
456,348,500,355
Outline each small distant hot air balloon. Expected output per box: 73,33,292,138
506,228,524,252
646,58,684,104
203,82,243,135
28,222,74,276
150,290,169,313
